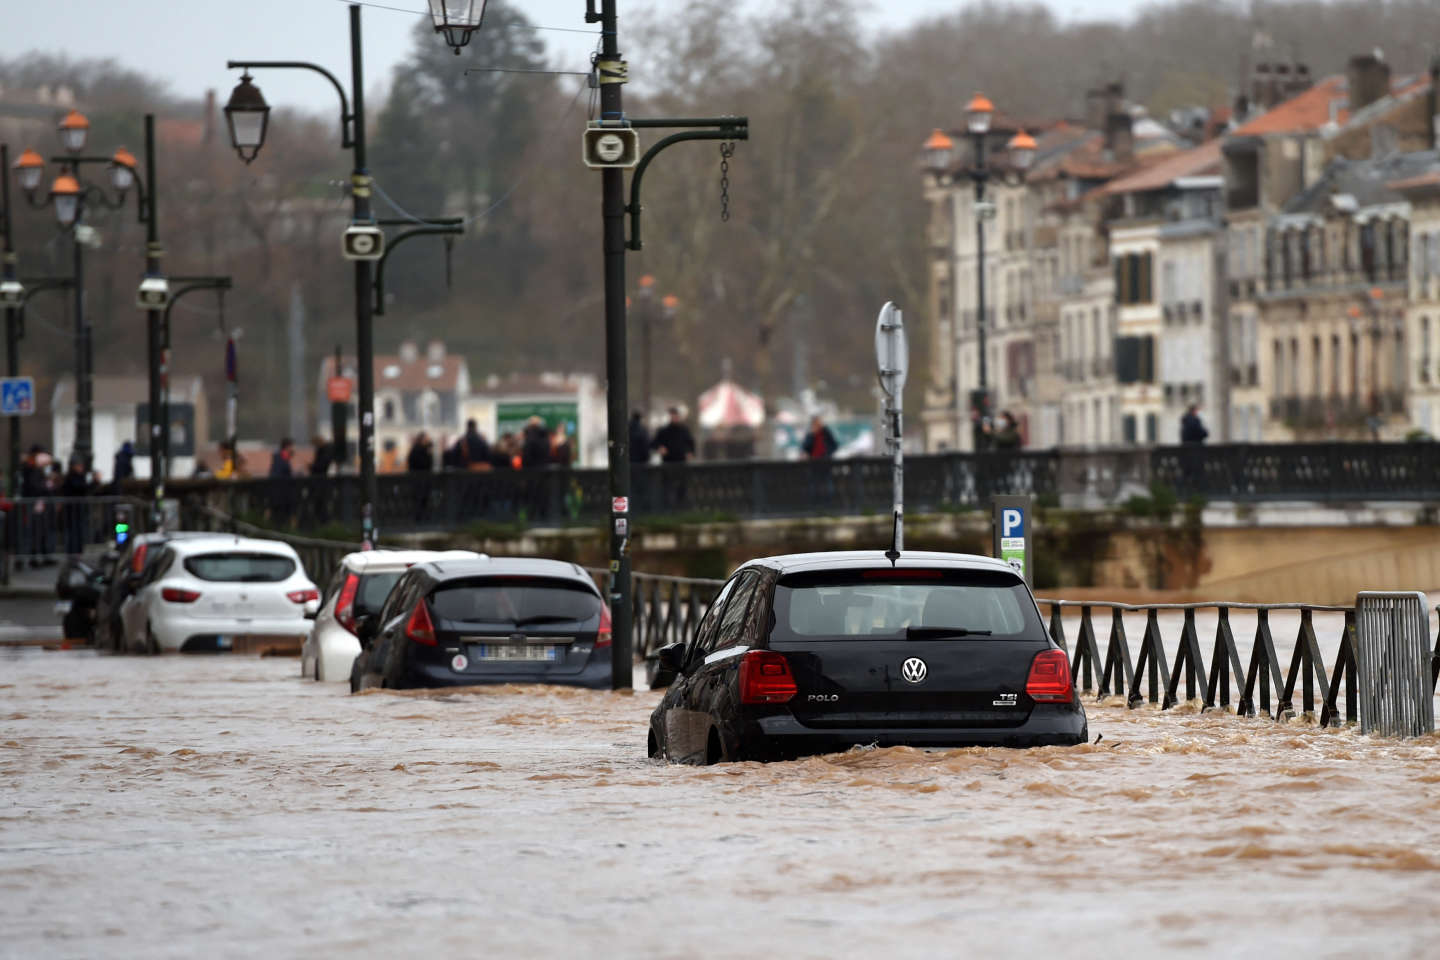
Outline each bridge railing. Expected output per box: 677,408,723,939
1036,599,1440,727
182,502,361,586
161,442,1440,536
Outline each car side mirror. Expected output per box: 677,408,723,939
648,641,686,690
356,615,380,647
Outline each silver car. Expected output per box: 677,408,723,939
303,549,482,682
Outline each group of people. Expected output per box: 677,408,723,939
0,442,138,563
380,418,576,476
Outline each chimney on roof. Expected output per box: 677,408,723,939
426,340,445,363
1288,63,1313,99
1105,112,1134,164
1347,52,1391,112
1085,88,1108,131
399,340,419,363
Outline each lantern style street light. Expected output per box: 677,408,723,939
223,74,271,164
14,112,166,487
428,0,749,691
428,0,487,54
958,94,1032,451
923,129,954,174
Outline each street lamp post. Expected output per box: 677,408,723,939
429,0,747,690
14,113,164,481
226,3,381,548
960,94,1034,451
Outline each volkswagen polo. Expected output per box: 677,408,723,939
648,551,1086,763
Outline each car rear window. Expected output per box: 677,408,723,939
357,572,404,614
183,553,297,583
771,569,1041,641
428,577,601,625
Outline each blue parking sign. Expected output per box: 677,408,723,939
0,377,35,416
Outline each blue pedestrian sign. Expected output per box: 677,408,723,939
0,377,35,416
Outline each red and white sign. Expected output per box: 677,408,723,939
612,497,629,514
327,376,353,404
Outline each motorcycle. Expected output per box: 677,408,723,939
55,555,113,644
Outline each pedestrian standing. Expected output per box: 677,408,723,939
651,407,696,508
628,412,650,465
521,417,551,469
1180,405,1209,445
112,441,135,491
60,458,92,557
991,411,1022,450
21,447,52,566
408,432,435,524
459,419,491,470
269,437,298,527
310,435,335,476
801,416,839,459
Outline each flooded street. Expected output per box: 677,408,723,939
4,640,1440,959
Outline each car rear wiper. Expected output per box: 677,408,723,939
513,614,579,626
905,626,993,638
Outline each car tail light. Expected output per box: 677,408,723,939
596,603,612,649
287,588,319,604
334,573,361,634
161,587,200,603
132,543,149,573
1026,649,1074,703
739,650,797,704
405,600,437,646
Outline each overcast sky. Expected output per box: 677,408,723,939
4,0,1144,113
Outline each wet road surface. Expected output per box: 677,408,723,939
4,634,1440,959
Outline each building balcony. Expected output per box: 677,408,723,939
1269,392,1406,427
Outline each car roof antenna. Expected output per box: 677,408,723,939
885,510,902,566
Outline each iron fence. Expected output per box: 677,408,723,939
182,502,362,586
1,496,151,584
1037,598,1440,729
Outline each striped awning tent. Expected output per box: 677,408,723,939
698,379,764,430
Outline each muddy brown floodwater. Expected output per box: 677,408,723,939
3,633,1440,959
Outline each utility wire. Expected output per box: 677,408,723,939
328,0,597,34
371,73,590,227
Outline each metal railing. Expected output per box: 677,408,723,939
1037,599,1440,728
1,495,151,584
182,502,362,586
153,441,1440,536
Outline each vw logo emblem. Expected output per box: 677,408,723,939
901,657,928,684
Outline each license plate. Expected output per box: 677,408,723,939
54,600,72,614
475,644,558,662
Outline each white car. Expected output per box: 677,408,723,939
303,549,483,682
120,535,321,654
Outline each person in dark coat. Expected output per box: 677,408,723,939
628,412,650,465
309,435,335,476
268,437,297,527
651,408,696,463
991,411,1022,450
459,419,491,469
1180,405,1209,444
407,433,435,473
801,416,839,460
521,417,551,469
60,458,92,556
651,407,696,508
112,441,134,488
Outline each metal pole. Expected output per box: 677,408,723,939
973,132,989,452
643,298,653,418
143,114,164,524
599,0,634,690
2,144,19,498
349,2,378,548
73,225,90,470
331,344,347,471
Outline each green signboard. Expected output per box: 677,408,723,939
496,401,579,439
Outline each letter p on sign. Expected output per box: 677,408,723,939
1002,508,1024,538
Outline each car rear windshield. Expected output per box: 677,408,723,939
770,569,1041,641
183,553,297,583
428,577,601,625
357,572,403,614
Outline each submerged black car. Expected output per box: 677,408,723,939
648,551,1086,764
351,557,611,691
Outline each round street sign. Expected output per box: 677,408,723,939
327,376,353,404
875,301,908,401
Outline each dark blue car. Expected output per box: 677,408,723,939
351,557,611,691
